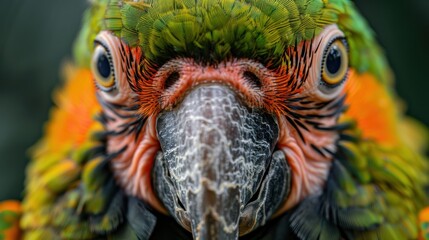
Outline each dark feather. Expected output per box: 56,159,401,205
127,197,157,240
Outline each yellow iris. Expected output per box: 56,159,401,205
91,45,115,91
322,39,348,86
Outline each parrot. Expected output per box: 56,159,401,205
1,0,429,239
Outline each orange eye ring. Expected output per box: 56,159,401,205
91,44,116,91
321,38,349,87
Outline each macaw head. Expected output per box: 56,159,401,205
76,0,390,238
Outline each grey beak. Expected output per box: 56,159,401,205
154,84,290,239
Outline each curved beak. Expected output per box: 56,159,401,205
153,84,290,239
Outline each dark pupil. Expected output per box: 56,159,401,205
97,53,111,78
326,45,342,75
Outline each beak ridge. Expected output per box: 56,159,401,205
154,84,288,239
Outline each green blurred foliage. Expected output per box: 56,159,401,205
0,0,428,201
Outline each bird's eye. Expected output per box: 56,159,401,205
91,44,116,91
320,38,349,90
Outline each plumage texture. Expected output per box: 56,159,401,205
75,0,390,82
0,0,428,239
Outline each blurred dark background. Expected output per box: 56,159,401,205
0,1,428,201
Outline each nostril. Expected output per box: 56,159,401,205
164,71,180,90
176,195,186,211
243,71,262,89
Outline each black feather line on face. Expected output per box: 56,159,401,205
283,40,315,93
97,95,139,119
284,94,350,159
104,146,128,162
311,144,327,158
286,94,347,120
96,93,146,143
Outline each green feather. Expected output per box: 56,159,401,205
73,0,391,82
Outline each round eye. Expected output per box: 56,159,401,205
321,38,349,88
91,44,116,91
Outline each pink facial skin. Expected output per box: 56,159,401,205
93,24,348,217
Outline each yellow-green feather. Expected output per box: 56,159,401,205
74,0,390,83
